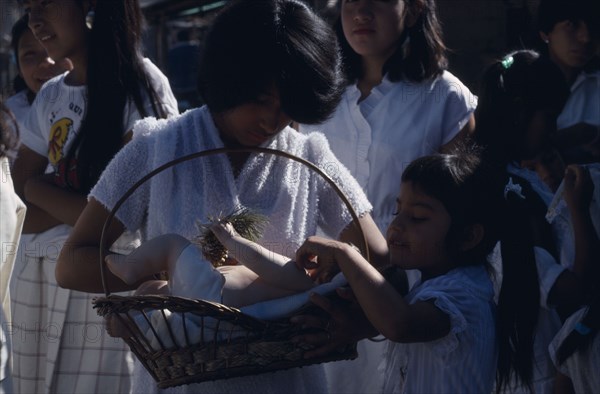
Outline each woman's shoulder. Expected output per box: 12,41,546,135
132,106,198,133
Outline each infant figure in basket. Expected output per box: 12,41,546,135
105,220,331,337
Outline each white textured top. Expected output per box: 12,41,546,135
300,71,477,232
381,265,496,394
91,106,372,256
90,106,372,394
549,307,600,394
557,70,600,129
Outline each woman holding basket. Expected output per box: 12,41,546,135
57,0,388,393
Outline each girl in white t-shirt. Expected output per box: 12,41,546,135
537,0,600,163
9,1,178,393
295,145,543,393
299,2,477,390
5,15,70,149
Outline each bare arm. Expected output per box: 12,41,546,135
11,146,63,233
338,213,390,269
56,198,143,293
24,173,88,227
296,237,450,343
211,222,314,291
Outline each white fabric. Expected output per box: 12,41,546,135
549,307,600,394
300,71,477,394
4,90,30,138
557,70,600,129
9,58,177,394
138,245,349,350
0,157,26,393
300,71,476,233
381,265,496,394
90,106,372,393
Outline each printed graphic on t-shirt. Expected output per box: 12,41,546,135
48,117,73,165
48,117,80,190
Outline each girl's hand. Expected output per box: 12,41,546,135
295,236,345,284
563,165,593,214
290,291,375,359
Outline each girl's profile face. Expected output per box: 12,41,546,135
24,0,88,63
542,19,598,75
386,181,453,279
341,0,408,62
18,28,70,93
214,86,292,147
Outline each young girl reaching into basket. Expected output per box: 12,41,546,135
57,0,387,393
10,0,178,392
294,144,572,393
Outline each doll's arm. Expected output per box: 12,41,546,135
210,222,314,291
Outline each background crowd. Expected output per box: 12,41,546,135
0,0,599,393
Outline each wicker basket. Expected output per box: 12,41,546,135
93,147,369,389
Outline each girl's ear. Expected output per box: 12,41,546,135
459,224,484,252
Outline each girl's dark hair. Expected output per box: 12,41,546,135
537,0,600,71
401,142,539,392
1,102,19,159
65,0,169,193
198,0,345,124
475,50,569,164
537,0,600,37
336,0,447,83
11,15,30,95
556,294,600,365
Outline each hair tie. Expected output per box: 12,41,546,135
504,177,525,200
575,322,592,336
501,56,514,70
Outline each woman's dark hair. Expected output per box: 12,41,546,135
198,0,345,124
474,50,569,164
401,142,539,392
65,0,169,193
11,15,30,95
1,102,19,159
336,0,447,83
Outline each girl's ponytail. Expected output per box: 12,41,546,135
495,177,542,393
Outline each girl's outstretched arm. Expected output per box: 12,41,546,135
211,222,314,291
296,236,450,343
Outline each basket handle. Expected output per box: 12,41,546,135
100,147,370,296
